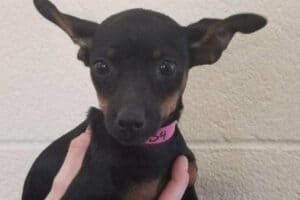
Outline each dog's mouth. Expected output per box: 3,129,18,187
103,119,160,146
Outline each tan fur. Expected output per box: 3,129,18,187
125,179,161,200
97,94,108,115
160,91,180,120
188,161,198,186
124,161,197,200
152,49,162,59
160,73,188,120
53,13,87,47
106,48,116,60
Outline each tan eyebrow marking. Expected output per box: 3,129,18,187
106,48,116,59
152,49,162,59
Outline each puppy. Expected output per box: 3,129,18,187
22,0,267,199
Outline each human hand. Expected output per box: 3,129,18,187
158,156,190,200
45,129,92,200
46,129,189,200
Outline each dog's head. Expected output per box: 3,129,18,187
34,0,267,145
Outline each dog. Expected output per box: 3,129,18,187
22,0,267,199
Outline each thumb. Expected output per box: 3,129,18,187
159,156,189,200
45,128,91,200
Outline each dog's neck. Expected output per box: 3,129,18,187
144,120,177,145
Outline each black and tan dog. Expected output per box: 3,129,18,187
22,0,267,199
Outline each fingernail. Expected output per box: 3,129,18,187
85,126,92,134
179,156,188,171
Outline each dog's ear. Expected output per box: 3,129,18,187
34,0,99,66
186,14,267,67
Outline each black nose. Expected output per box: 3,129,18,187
117,110,145,131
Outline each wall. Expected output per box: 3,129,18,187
0,0,299,199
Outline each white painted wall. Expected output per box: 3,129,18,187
0,0,299,199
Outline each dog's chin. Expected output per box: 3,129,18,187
114,136,145,146
109,132,148,146
106,127,157,146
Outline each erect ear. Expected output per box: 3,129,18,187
34,0,99,66
186,14,267,67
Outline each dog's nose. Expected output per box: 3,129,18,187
117,110,145,131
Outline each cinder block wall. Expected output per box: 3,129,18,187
1,0,299,199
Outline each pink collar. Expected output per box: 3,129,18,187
145,121,177,145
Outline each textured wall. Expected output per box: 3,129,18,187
1,0,299,199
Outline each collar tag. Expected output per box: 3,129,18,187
145,121,177,145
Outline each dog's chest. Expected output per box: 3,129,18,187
65,124,192,199
70,144,172,199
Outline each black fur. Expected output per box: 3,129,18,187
23,107,195,199
23,0,267,199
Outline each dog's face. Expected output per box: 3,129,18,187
34,0,267,145
89,10,189,145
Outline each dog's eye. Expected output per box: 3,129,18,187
93,60,111,75
159,60,177,76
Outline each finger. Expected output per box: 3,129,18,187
159,156,189,200
45,128,92,200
